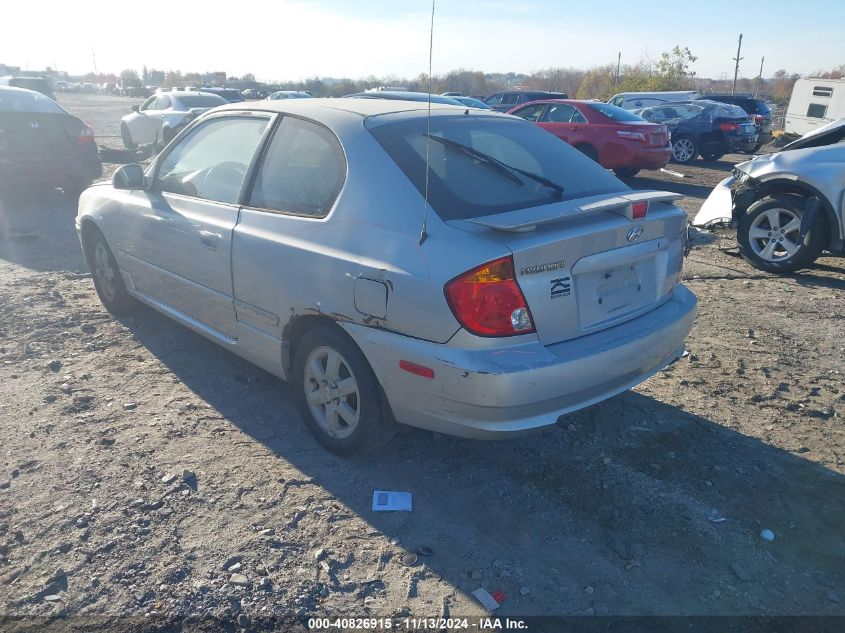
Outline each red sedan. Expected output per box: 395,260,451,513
507,99,671,177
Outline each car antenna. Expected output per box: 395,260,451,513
419,0,436,246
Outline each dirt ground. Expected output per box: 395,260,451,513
1,93,844,629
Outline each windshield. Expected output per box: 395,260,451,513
179,94,226,108
588,103,645,122
0,89,65,113
368,114,623,220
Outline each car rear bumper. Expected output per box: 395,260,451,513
604,143,672,170
346,284,697,439
0,154,101,186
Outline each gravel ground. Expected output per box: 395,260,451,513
0,94,843,630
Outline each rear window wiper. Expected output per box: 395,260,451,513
424,133,564,198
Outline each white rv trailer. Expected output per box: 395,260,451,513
784,77,845,136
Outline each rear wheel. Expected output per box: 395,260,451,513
737,194,827,273
293,325,383,455
574,144,599,162
120,123,137,150
613,167,640,178
700,152,724,161
671,136,698,163
85,228,137,313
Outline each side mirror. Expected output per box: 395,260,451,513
112,163,147,190
131,105,140,113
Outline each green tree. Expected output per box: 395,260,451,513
120,68,139,84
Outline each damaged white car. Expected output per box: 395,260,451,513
694,118,845,273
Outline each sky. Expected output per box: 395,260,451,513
2,0,843,81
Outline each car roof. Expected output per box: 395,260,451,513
0,85,40,95
345,91,464,105
214,96,491,121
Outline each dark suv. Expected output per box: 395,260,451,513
0,76,55,101
702,94,772,152
484,90,568,112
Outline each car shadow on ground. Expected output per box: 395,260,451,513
115,303,845,616
0,188,87,273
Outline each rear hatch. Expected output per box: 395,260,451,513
454,191,687,345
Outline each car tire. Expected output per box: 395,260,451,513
613,167,640,178
700,152,724,161
84,228,137,314
120,123,137,150
671,136,698,163
293,325,383,456
574,144,599,162
748,144,763,153
737,194,827,274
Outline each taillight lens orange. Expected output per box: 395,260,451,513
444,256,535,337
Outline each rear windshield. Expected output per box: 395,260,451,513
368,115,624,220
0,89,65,113
179,94,225,107
587,103,644,122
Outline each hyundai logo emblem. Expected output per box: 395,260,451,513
627,225,644,242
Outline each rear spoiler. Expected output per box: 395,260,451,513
463,190,683,233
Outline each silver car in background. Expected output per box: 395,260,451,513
77,98,696,454
694,118,845,273
119,90,226,149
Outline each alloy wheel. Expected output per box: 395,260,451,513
93,242,117,302
672,138,695,162
748,207,803,262
303,346,361,439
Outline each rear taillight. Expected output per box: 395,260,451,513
76,124,95,145
617,129,646,142
719,122,739,132
444,256,535,337
754,114,763,125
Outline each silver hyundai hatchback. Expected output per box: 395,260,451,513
76,98,696,454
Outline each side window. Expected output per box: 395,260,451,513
248,117,346,217
500,93,519,106
544,104,576,123
485,93,503,106
610,96,624,107
512,104,546,122
157,95,171,110
570,108,587,123
155,116,269,204
139,96,157,111
807,103,828,119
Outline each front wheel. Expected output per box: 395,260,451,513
293,325,383,455
671,136,698,163
85,228,137,313
737,194,827,273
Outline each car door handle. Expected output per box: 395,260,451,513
199,230,220,250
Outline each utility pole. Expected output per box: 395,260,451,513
754,56,764,98
731,33,743,95
615,51,621,88
92,48,98,77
